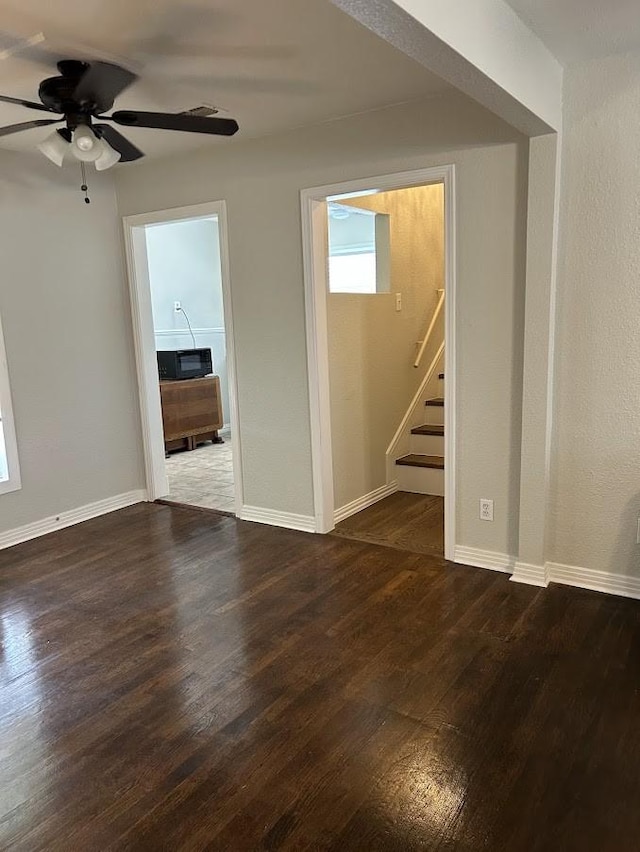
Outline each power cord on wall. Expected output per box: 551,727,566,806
177,306,197,349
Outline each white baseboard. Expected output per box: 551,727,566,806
546,561,640,601
0,489,148,551
453,546,515,574
239,505,316,533
510,561,549,587
333,481,398,525
455,550,640,601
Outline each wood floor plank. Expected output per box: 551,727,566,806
1,502,640,850
332,492,445,556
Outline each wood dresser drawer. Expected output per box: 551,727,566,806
159,376,223,450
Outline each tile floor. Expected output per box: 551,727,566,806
165,432,235,513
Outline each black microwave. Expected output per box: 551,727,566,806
157,348,213,380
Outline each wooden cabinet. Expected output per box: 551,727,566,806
159,376,223,452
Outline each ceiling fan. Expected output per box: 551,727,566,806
0,58,239,171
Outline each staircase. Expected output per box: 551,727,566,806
395,373,444,496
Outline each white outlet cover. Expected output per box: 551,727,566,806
480,499,494,521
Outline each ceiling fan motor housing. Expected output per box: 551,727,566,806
38,60,114,116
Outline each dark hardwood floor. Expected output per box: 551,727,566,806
332,492,444,556
1,502,640,850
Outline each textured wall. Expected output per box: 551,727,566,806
0,153,143,533
331,0,563,133
116,92,528,552
549,52,640,576
327,185,444,509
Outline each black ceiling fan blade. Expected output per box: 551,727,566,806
110,110,239,136
73,61,138,105
94,124,144,162
0,94,55,113
0,118,60,137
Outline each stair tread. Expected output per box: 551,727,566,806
425,397,444,407
396,454,444,469
411,424,444,436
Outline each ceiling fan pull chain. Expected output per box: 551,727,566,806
80,162,90,204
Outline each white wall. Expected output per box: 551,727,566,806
549,52,640,577
0,153,143,534
116,91,528,553
145,217,231,424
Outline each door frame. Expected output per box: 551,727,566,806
300,165,456,560
122,199,244,513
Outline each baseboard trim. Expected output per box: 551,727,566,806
334,481,399,525
0,489,148,551
239,505,316,533
446,541,640,601
510,561,549,587
453,546,515,574
546,561,640,601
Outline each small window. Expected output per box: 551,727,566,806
327,202,390,294
0,313,21,495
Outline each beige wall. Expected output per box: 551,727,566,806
548,52,640,576
116,92,528,554
0,153,144,534
327,184,445,509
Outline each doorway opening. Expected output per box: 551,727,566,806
301,166,455,560
123,201,243,516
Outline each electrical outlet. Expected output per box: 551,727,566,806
480,499,494,522
174,301,182,312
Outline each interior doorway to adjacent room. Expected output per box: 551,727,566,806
124,201,243,516
301,166,455,559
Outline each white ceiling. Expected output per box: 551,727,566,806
0,0,449,161
505,0,640,65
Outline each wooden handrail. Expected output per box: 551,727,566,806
414,289,445,368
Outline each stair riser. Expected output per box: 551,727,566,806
423,406,444,427
410,434,444,455
397,465,445,497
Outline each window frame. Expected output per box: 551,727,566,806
327,205,391,295
0,311,21,495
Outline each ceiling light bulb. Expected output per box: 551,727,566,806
94,138,121,172
75,126,94,151
71,126,101,162
37,130,70,168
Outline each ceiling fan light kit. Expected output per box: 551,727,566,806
36,129,68,167
37,125,122,169
0,58,240,199
94,139,121,171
